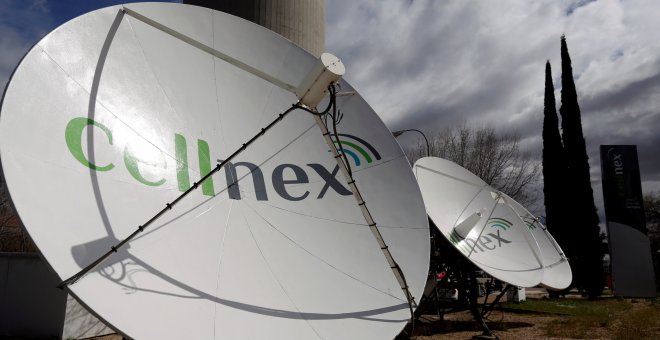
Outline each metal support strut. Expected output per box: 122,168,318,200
313,114,417,321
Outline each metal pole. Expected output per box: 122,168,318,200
392,129,430,157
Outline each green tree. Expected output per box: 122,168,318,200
542,61,571,270
559,35,604,298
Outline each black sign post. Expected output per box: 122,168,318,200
600,145,655,297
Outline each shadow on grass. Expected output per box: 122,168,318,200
396,317,534,338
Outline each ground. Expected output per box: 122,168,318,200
406,290,660,340
411,311,563,339
85,289,660,340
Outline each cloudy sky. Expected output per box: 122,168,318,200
325,0,660,223
2,0,659,224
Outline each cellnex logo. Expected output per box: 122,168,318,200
487,218,512,230
64,117,380,201
450,217,512,254
332,134,381,166
607,148,626,197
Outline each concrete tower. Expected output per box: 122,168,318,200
184,0,325,57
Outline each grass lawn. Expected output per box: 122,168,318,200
502,297,660,339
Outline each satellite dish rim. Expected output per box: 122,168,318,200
414,156,546,288
0,3,430,339
499,192,573,290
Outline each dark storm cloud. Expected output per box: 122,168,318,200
326,0,660,218
327,1,568,131
566,0,598,16
0,1,54,95
638,135,660,182
580,67,660,116
578,58,660,190
0,1,182,95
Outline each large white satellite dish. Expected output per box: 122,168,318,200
413,157,544,287
0,3,429,339
501,193,572,290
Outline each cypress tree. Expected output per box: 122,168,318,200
559,35,604,298
542,61,571,265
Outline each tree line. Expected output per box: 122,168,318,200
543,36,604,298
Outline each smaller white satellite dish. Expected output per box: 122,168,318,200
414,157,544,288
501,193,572,290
